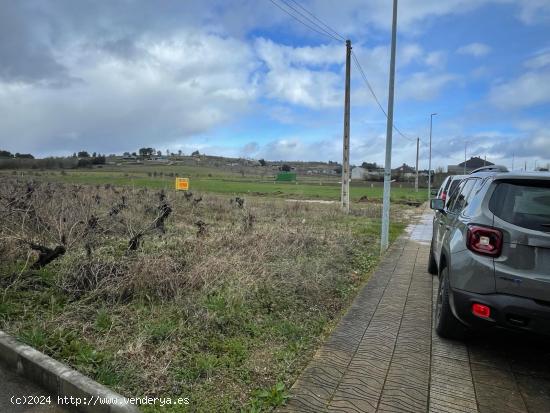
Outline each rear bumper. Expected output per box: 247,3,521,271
450,288,550,336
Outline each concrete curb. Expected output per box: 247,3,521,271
0,330,140,413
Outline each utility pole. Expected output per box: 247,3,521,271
415,137,419,192
428,113,436,200
380,0,398,253
341,40,352,213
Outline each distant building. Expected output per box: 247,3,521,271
392,163,416,178
357,162,384,180
150,156,169,163
448,157,493,174
351,166,367,180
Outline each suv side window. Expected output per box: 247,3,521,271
449,179,477,214
446,179,462,208
446,179,465,212
462,178,484,216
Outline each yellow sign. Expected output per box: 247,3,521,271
175,177,189,191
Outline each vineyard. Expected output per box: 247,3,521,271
0,178,412,412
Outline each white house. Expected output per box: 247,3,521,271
351,166,367,180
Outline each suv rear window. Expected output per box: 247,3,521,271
489,181,550,232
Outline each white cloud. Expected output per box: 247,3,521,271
489,71,550,109
425,51,447,69
258,137,333,161
524,51,550,69
486,129,550,159
0,30,259,155
400,44,423,65
302,0,550,34
255,38,343,109
399,72,457,101
514,0,550,24
350,43,452,106
456,42,491,57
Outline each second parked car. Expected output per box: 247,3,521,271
436,174,466,204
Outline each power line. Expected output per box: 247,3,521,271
286,0,346,42
268,0,417,145
352,51,415,143
279,0,345,42
267,0,344,42
351,52,386,116
392,125,415,143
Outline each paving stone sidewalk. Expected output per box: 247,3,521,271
0,365,68,413
282,209,550,413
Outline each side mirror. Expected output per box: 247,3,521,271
430,198,445,211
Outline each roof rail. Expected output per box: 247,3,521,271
469,165,509,174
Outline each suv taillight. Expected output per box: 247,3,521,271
467,225,503,257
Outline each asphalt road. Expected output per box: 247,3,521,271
0,365,69,413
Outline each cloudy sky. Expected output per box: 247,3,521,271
0,0,549,170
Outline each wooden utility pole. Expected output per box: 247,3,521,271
341,40,352,213
381,0,398,253
415,137,419,192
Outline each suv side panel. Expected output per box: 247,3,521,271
434,179,467,268
446,178,496,293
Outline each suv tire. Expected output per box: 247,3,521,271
428,244,438,275
435,267,467,339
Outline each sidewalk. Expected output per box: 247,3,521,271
0,365,68,413
282,209,550,413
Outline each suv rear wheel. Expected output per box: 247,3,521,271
428,243,438,275
435,267,467,339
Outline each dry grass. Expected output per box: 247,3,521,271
0,178,414,412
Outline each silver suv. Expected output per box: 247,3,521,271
429,166,550,338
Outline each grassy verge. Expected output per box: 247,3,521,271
3,168,426,203
0,178,413,412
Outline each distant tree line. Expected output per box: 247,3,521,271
0,150,34,159
0,148,106,170
361,162,381,170
0,157,77,170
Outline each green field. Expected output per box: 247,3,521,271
6,165,426,203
